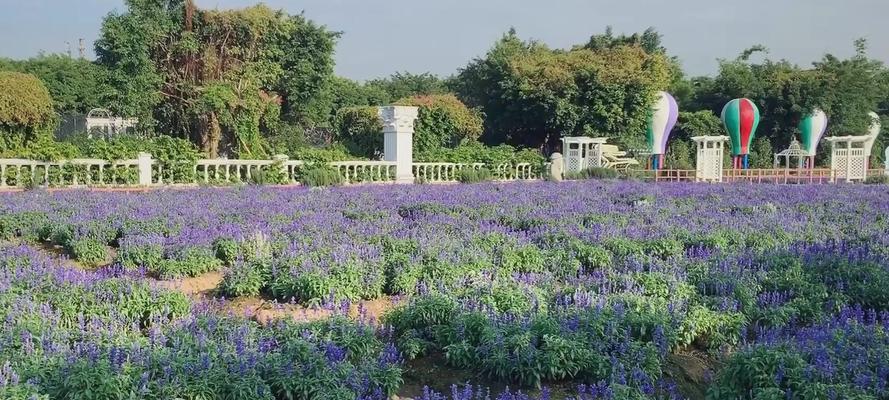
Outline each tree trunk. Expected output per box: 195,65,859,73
199,112,221,158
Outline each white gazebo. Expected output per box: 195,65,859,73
86,108,139,138
773,138,809,170
561,137,609,173
692,136,729,182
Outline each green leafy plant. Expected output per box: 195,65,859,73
564,167,619,180
67,238,108,267
457,167,493,184
218,258,269,297
298,164,345,187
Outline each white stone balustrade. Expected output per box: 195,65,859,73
194,158,288,184
0,157,143,187
0,155,543,189
495,163,540,181
329,161,397,183
413,163,484,183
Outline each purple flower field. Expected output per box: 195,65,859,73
1,181,889,399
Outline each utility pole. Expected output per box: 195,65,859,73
78,38,85,59
65,41,72,58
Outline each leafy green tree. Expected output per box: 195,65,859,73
305,77,390,131
335,106,382,158
0,71,69,158
367,72,449,102
0,72,54,131
0,55,111,114
96,0,338,157
676,111,724,140
454,29,673,152
395,94,483,153
749,136,774,168
335,94,483,157
682,40,888,153
664,139,694,170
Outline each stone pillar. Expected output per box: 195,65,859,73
379,106,419,184
548,153,564,182
137,152,153,186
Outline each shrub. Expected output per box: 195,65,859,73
0,71,54,133
298,164,345,187
213,237,241,264
151,246,221,280
564,167,619,180
864,174,889,185
416,141,544,167
335,106,383,158
457,167,493,184
116,235,165,270
67,238,107,266
248,161,289,185
394,94,484,153
218,258,269,297
289,144,357,162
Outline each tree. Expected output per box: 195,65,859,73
748,136,774,169
676,111,723,140
367,72,449,102
334,106,382,158
0,71,55,153
682,40,888,154
0,72,54,132
395,94,484,154
0,55,111,114
664,139,694,170
305,76,390,131
96,0,338,157
454,29,673,152
335,94,483,157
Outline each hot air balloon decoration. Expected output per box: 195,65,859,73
799,109,828,168
646,92,679,170
721,98,760,169
868,112,881,137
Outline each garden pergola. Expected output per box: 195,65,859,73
773,138,809,170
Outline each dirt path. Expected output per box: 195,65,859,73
154,271,224,296
19,240,400,326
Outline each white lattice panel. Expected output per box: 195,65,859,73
566,156,581,172
848,156,867,180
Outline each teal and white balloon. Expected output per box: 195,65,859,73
799,109,828,157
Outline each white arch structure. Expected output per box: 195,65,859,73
86,108,138,138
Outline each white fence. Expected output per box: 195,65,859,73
0,154,542,189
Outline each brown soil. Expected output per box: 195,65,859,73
665,351,717,400
155,271,223,296
31,241,116,269
396,353,574,399
224,296,397,326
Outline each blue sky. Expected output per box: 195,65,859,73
1,0,887,81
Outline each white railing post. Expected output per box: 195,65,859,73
137,152,153,186
379,106,419,184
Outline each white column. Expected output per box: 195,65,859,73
379,106,419,184
137,152,153,186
